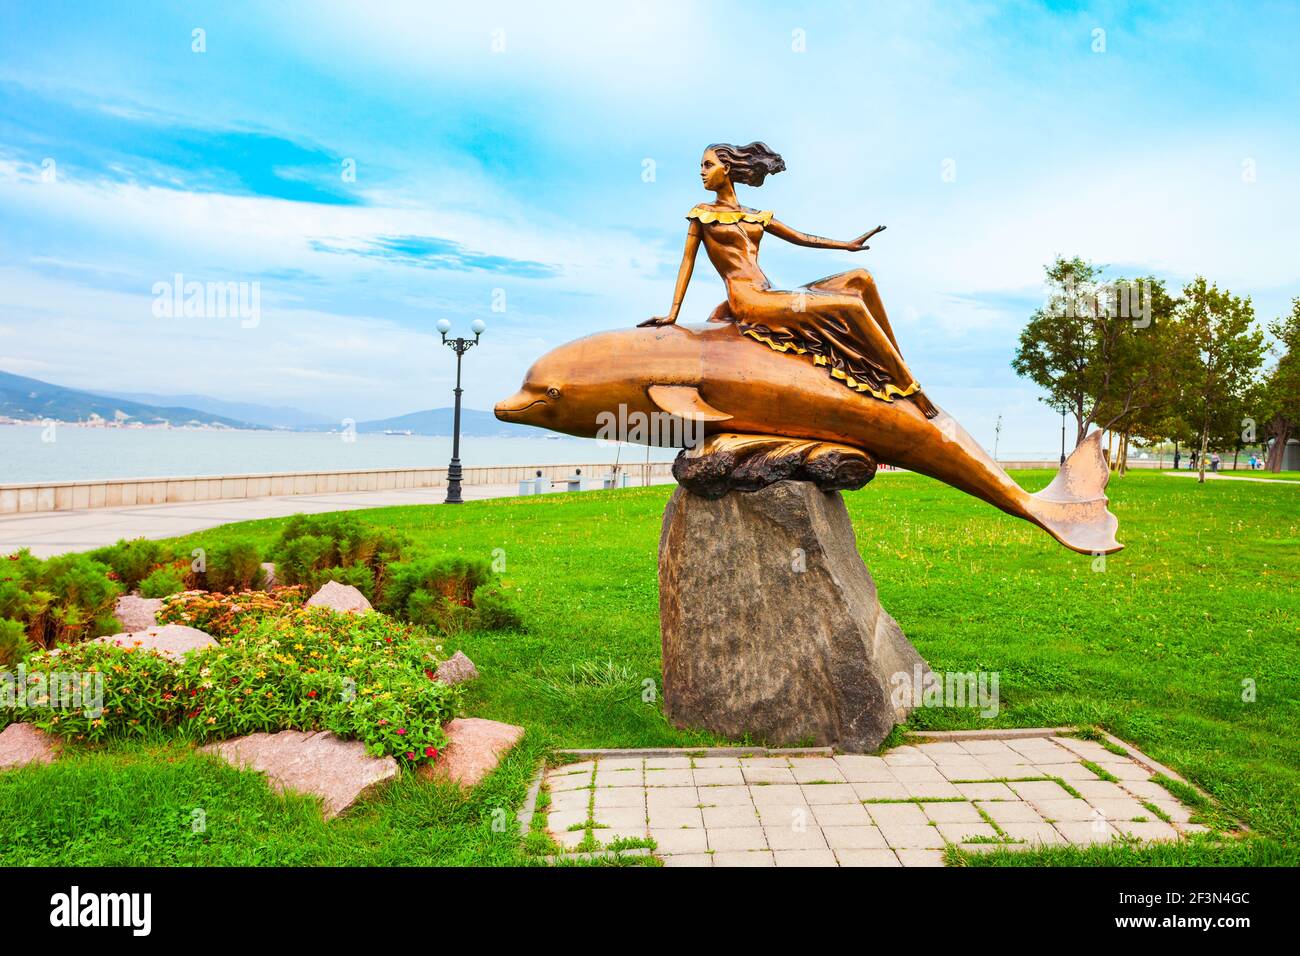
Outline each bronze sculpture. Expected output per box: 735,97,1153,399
639,143,937,418
497,143,1121,556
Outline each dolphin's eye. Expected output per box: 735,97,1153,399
546,387,560,399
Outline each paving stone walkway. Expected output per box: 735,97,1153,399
537,733,1210,867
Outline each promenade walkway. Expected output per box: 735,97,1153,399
0,479,676,558
1162,471,1298,485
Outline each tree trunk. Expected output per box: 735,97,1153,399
1198,427,1209,483
1266,419,1292,472
1232,447,1240,470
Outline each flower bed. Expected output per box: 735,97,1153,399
158,587,307,638
11,607,460,766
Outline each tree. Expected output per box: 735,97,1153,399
1012,257,1098,446
1012,258,1181,456
1258,298,1300,472
1090,277,1182,474
1173,278,1267,483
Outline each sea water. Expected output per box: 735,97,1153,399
0,425,676,484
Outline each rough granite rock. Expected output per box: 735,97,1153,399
420,717,525,789
0,723,59,769
433,650,479,686
201,730,398,819
114,594,164,631
659,480,931,752
93,623,218,661
305,580,373,615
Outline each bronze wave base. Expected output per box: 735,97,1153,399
672,432,878,499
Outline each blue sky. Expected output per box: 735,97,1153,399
1,0,1297,453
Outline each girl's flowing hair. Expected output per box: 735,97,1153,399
708,142,786,187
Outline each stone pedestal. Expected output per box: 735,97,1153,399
659,480,930,752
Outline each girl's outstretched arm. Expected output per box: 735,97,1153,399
639,222,703,327
767,219,885,251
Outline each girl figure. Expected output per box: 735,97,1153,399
640,142,938,418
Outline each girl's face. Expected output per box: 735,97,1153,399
700,149,730,191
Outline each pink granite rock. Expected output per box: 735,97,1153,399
421,717,525,789
115,594,164,631
201,730,398,819
305,581,373,615
433,650,479,686
93,624,218,661
0,723,59,769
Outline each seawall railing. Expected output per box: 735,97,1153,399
0,461,678,515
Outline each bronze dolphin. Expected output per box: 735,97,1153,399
496,322,1121,555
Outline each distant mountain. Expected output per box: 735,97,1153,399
100,390,326,430
303,407,533,437
0,370,262,429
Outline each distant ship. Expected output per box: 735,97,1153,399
382,429,414,436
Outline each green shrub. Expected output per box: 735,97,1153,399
380,556,521,634
469,585,525,632
275,533,332,587
0,551,122,649
381,556,489,613
88,538,171,592
307,563,376,600
404,588,472,635
139,565,187,599
17,608,460,764
203,539,263,592
158,588,305,639
0,617,32,668
271,514,407,595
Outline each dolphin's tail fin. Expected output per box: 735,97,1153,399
1025,431,1122,555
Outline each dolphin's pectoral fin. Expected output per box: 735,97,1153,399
647,385,733,422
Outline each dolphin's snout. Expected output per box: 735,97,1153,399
495,389,545,421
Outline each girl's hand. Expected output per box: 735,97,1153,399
638,315,677,327
847,225,886,251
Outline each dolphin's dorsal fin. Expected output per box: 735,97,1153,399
647,385,733,422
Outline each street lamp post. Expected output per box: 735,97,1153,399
437,318,485,504
1060,408,1067,465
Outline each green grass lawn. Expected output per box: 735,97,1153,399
1,470,1296,866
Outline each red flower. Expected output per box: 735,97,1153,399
395,727,406,735
385,637,393,643
425,746,438,758
405,751,415,760
307,690,318,698
424,670,436,681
